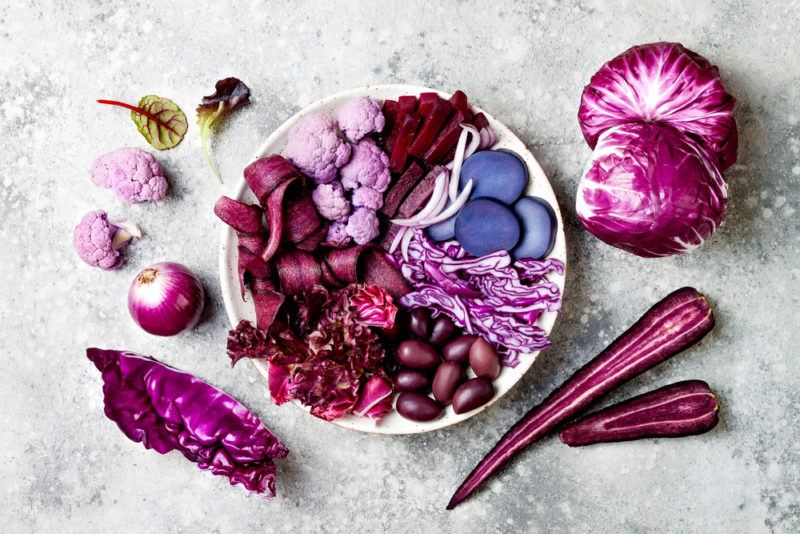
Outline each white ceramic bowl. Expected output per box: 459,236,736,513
219,84,567,434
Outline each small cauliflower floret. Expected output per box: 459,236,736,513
311,181,351,222
351,186,383,211
339,138,390,192
284,113,351,184
91,148,168,203
73,210,141,270
345,208,379,245
325,221,351,247
337,97,385,142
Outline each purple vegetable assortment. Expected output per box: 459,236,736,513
74,65,734,506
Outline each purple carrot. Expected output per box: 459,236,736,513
559,380,719,446
447,287,715,510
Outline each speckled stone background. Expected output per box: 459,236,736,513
2,0,798,532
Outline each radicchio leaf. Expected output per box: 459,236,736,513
87,348,287,498
197,77,252,181
353,375,393,419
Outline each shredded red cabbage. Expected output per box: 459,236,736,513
391,229,563,367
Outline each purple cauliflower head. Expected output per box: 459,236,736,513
345,208,380,245
337,97,385,142
91,148,168,203
351,186,383,211
339,138,390,192
73,210,141,270
311,181,351,222
284,113,351,184
325,221,351,247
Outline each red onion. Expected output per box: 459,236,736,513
128,262,205,336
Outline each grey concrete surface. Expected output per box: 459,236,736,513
1,1,798,532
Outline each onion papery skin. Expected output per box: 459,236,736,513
128,262,205,336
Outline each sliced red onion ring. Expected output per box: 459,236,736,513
419,179,474,226
391,170,449,226
447,124,480,202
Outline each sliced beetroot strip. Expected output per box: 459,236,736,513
409,98,453,158
295,223,328,252
424,109,473,165
251,277,285,331
558,380,720,446
283,190,322,244
380,100,399,149
417,92,441,116
319,261,341,288
389,112,422,174
244,155,300,205
381,161,424,217
449,90,469,111
275,249,322,295
260,175,301,264
398,95,418,113
238,232,268,254
239,247,271,279
214,196,264,234
472,112,490,131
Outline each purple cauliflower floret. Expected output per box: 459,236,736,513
339,138,390,192
351,186,383,211
91,148,168,203
337,97,385,142
73,210,141,270
311,181,351,222
345,208,380,245
284,113,351,184
325,221,351,247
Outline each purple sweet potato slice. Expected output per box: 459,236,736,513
558,380,720,446
409,98,453,158
447,287,716,510
389,112,422,174
381,161,424,217
397,167,443,219
423,109,472,165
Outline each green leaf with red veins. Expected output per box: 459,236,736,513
131,95,188,150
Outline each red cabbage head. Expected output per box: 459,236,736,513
576,123,728,258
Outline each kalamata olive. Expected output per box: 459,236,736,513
396,369,431,392
396,340,440,369
443,335,478,364
408,308,432,339
432,362,464,404
428,315,458,346
469,337,501,379
396,392,444,422
452,377,495,414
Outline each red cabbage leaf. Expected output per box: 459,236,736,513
87,348,288,498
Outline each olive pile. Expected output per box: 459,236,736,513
392,308,501,422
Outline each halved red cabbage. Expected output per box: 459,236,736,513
576,123,727,258
87,348,288,498
578,42,737,170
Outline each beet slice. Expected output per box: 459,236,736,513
398,95,418,113
408,98,453,158
449,90,469,111
559,380,720,446
389,112,422,174
381,161,424,217
323,245,411,299
251,277,285,331
397,167,443,219
417,92,441,116
472,112,490,131
283,191,322,244
447,287,716,510
423,109,473,165
380,100,399,148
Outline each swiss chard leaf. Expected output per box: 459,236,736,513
197,77,251,182
97,96,188,150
